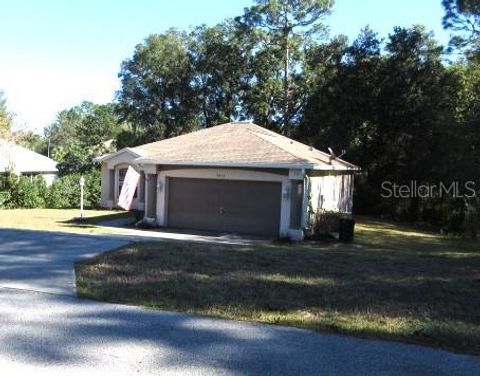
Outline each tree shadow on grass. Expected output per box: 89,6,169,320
56,211,135,229
75,228,480,354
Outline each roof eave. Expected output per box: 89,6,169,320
311,163,361,171
93,147,143,163
1,168,58,174
135,158,315,170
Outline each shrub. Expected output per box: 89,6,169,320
0,168,101,210
0,191,7,207
463,198,480,239
0,172,47,208
46,175,78,209
306,210,348,240
46,169,100,209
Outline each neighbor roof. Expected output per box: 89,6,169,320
0,140,58,174
99,122,359,171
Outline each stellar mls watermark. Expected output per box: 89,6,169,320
381,181,478,198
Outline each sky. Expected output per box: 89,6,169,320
0,0,449,134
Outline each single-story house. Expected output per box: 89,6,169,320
0,140,58,185
95,122,359,239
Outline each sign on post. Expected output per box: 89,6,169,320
117,166,140,210
79,176,85,218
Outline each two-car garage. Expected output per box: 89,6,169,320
166,177,282,236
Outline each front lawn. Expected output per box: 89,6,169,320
75,217,480,355
0,208,133,234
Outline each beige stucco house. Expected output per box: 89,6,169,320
95,122,359,240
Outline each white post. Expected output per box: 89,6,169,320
79,176,85,218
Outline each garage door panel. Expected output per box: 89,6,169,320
218,181,281,234
167,178,281,236
167,178,221,231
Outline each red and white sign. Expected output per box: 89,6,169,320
117,166,140,210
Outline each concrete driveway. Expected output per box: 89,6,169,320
0,229,478,375
0,229,127,295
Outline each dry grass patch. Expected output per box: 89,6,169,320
76,217,480,355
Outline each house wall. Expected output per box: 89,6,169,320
97,156,355,240
14,172,57,186
99,156,144,210
100,163,112,207
307,171,354,214
41,173,57,187
145,174,157,217
289,180,303,229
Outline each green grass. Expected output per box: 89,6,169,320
0,208,133,234
75,217,480,355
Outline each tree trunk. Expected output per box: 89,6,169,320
283,5,289,136
284,37,289,135
283,15,290,136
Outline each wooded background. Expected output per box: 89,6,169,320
1,0,479,235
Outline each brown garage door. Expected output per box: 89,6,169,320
167,177,281,236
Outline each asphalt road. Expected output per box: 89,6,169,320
0,228,478,375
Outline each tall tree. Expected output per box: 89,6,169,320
237,0,333,134
75,102,120,145
117,29,200,141
378,27,455,187
303,26,461,221
442,0,480,58
300,27,382,161
45,101,121,152
190,22,253,126
43,101,121,173
13,131,46,154
44,105,83,149
370,26,459,221
449,61,480,208
456,60,480,236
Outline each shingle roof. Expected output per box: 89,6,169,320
133,122,358,170
0,140,58,174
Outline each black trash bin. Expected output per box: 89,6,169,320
339,218,355,242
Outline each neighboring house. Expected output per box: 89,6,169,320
95,122,359,239
0,140,58,185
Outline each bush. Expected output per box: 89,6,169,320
0,169,101,210
46,169,100,209
463,198,480,239
306,210,348,240
0,172,47,208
